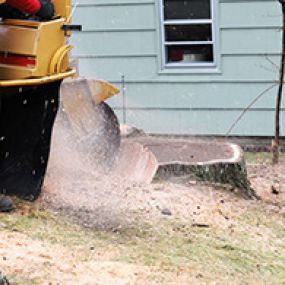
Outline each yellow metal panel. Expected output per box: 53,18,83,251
0,24,38,55
0,65,33,80
34,18,65,76
0,3,73,80
53,0,71,20
55,45,72,73
49,44,72,74
3,19,40,28
0,69,76,86
0,18,67,79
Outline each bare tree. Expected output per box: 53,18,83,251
272,0,285,163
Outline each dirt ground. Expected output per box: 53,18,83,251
0,154,284,285
247,161,285,206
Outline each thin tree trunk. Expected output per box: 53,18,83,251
273,1,285,164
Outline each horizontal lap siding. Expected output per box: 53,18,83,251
72,31,156,56
77,55,280,81
72,3,155,30
114,109,277,135
107,82,283,109
220,0,280,27
71,0,284,135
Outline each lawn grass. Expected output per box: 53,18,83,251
1,202,285,285
244,152,285,163
117,214,285,284
0,206,115,250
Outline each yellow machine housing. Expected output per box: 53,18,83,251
0,0,73,80
0,0,122,201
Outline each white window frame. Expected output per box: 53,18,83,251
160,0,218,70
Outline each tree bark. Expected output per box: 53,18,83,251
156,159,258,199
272,1,285,164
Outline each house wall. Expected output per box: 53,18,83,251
71,0,284,135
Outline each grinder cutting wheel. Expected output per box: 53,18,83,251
0,0,121,210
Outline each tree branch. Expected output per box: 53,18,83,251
226,83,277,136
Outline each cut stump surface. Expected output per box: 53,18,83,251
115,137,257,199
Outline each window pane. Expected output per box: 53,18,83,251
165,24,212,41
164,0,211,20
166,45,213,63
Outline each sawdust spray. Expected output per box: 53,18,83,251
42,113,140,229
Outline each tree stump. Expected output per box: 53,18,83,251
122,137,257,199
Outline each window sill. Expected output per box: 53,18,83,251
158,66,221,75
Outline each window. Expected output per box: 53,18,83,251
160,0,217,69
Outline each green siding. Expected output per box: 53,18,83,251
71,0,284,135
221,29,281,54
107,82,282,109
114,109,278,136
77,55,280,81
220,1,280,27
72,3,155,30
72,31,156,56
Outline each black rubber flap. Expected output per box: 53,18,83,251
0,80,62,200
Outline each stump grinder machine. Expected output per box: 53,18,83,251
0,0,121,200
